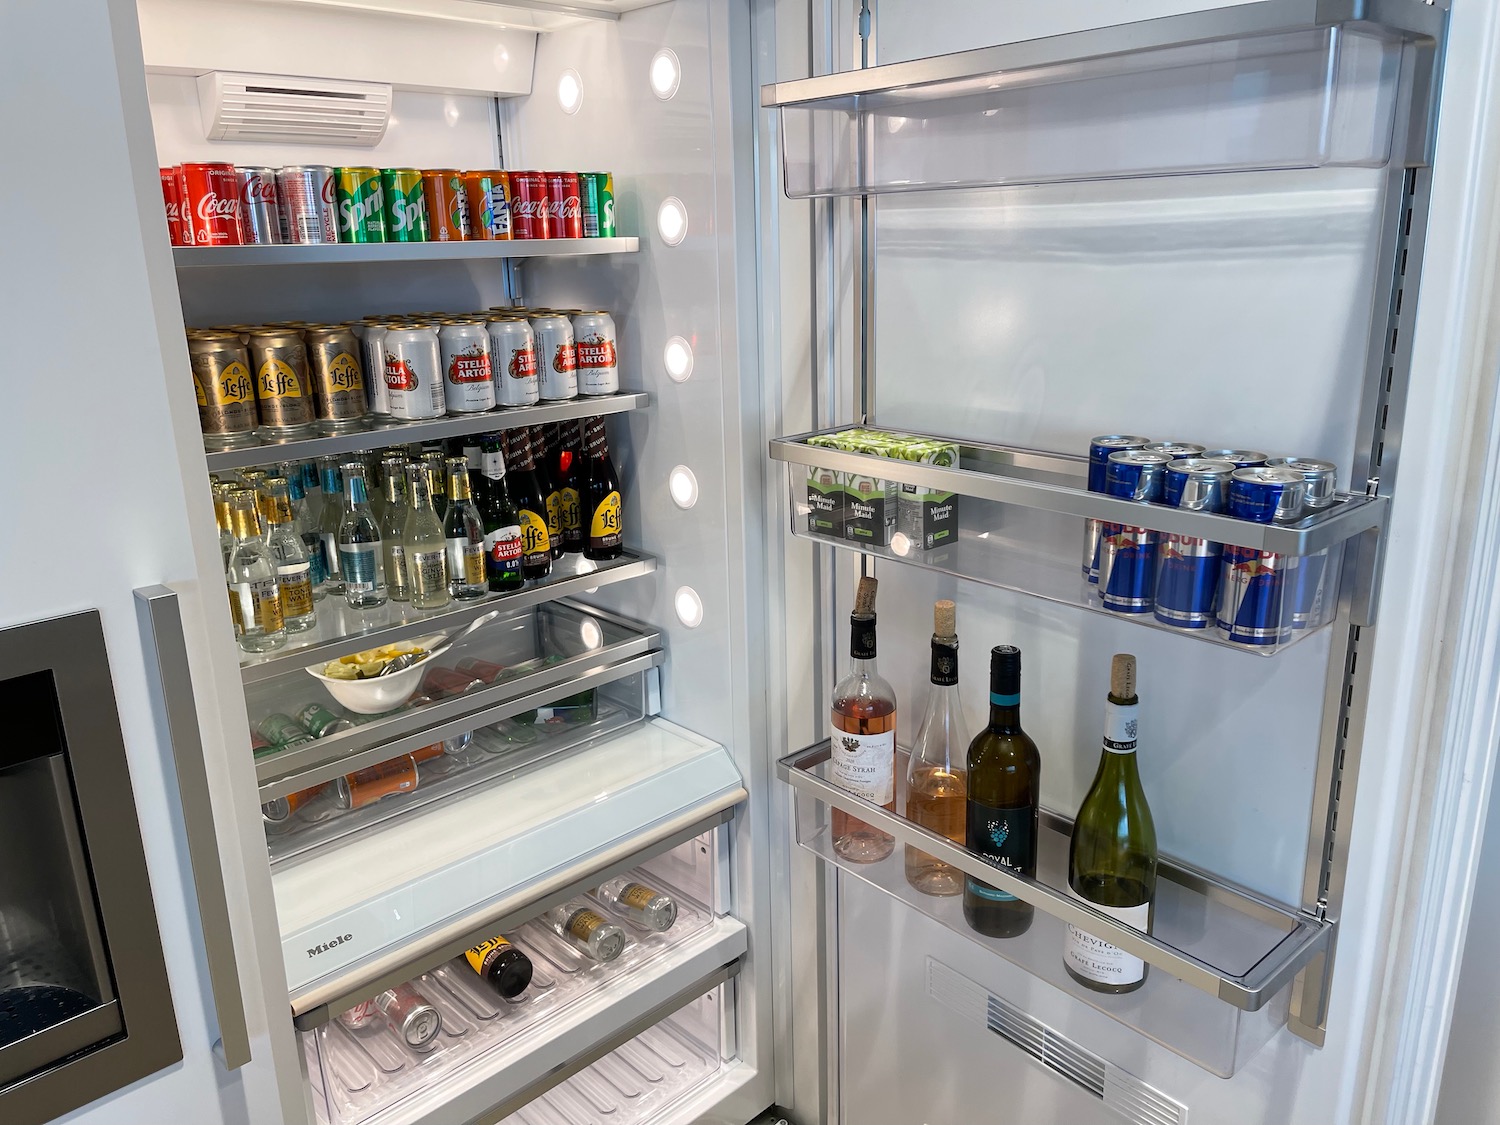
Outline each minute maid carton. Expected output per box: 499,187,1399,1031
804,434,845,537
814,429,959,549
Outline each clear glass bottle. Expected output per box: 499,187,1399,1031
225,488,286,653
261,476,318,633
404,463,451,611
542,899,626,963
443,457,489,600
593,875,678,932
281,462,326,599
380,454,411,603
1065,653,1158,993
904,599,968,896
211,481,234,569
300,460,323,526
423,448,448,522
830,576,897,863
318,456,346,596
337,462,387,609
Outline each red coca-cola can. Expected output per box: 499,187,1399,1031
177,163,243,246
509,171,551,240
545,171,583,239
160,167,185,246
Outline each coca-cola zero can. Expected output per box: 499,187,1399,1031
236,167,284,245
177,163,243,246
545,171,583,239
277,165,339,244
509,171,550,240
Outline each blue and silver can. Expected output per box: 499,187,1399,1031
1084,435,1150,584
1266,457,1339,628
1142,440,1206,461
1217,466,1307,646
1098,450,1172,615
1199,448,1269,468
1154,458,1234,629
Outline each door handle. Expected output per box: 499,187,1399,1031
135,585,252,1071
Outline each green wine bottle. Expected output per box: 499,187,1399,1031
1064,653,1158,993
963,645,1040,938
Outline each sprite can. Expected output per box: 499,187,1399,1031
381,168,429,242
335,167,387,243
583,172,615,238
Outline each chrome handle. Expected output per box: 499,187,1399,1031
135,585,252,1070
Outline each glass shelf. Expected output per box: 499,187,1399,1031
174,236,640,269
240,551,657,684
780,742,1332,1077
772,427,1387,655
203,392,649,472
762,0,1442,197
249,601,662,799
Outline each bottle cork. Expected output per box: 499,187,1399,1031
854,575,878,617
934,599,956,638
1111,653,1137,700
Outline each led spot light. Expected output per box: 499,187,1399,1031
674,586,704,628
650,49,681,100
557,69,583,114
657,197,687,245
664,336,694,382
669,465,699,509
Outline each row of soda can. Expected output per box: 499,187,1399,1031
187,308,618,449
804,429,961,552
163,164,616,248
1084,436,1340,647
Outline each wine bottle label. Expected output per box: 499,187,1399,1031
828,726,895,805
482,450,506,480
1063,895,1149,986
966,800,1035,901
410,548,447,592
464,935,514,976
339,545,379,591
618,883,658,910
567,909,606,941
1103,701,1139,754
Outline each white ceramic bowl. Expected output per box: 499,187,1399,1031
304,634,448,715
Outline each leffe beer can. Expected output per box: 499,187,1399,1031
305,325,369,433
248,329,316,437
188,331,259,448
487,317,539,407
236,167,284,245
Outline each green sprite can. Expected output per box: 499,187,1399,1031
335,167,387,243
582,172,615,238
381,168,429,242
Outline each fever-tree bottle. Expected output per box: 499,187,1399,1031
337,462,387,609
225,488,286,653
260,476,317,633
444,457,488,600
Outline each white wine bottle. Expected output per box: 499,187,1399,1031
1064,653,1158,993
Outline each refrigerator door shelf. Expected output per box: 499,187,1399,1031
764,1,1442,197
174,236,640,270
782,743,1331,1077
279,718,745,1013
240,551,659,683
203,392,650,474
305,856,738,1125
251,601,661,800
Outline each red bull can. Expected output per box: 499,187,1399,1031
1141,440,1206,460
1098,450,1171,615
1199,449,1269,468
1084,435,1149,584
1217,466,1308,646
1154,458,1234,629
1266,457,1339,628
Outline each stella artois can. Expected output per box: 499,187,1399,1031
530,313,578,401
383,325,446,420
305,326,369,432
486,317,539,407
188,331,259,448
247,330,316,437
360,319,393,419
439,320,495,413
571,311,619,396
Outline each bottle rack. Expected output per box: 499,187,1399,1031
782,743,1327,1077
770,427,1388,655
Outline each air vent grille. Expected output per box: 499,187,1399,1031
197,72,392,146
926,958,1189,1125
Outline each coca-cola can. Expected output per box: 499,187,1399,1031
277,165,339,244
545,171,583,239
571,311,619,396
530,313,578,401
160,167,185,246
486,318,539,407
236,167,284,245
360,319,392,419
383,324,446,421
439,320,496,413
337,999,380,1032
509,171,550,240
177,163,243,246
375,984,441,1050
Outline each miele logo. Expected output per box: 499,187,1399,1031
307,933,354,959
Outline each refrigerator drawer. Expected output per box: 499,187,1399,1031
278,718,745,1008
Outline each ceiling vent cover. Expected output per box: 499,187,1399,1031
197,72,392,146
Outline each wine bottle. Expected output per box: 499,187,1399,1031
963,645,1040,938
462,935,533,999
1064,653,1157,993
829,576,896,863
904,600,968,896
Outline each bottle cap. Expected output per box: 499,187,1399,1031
990,645,1020,696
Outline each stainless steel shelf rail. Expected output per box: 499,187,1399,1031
174,237,640,269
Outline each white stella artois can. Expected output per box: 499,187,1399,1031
383,325,446,420
572,311,618,396
439,320,496,413
530,313,578,401
360,320,392,417
486,317,540,407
